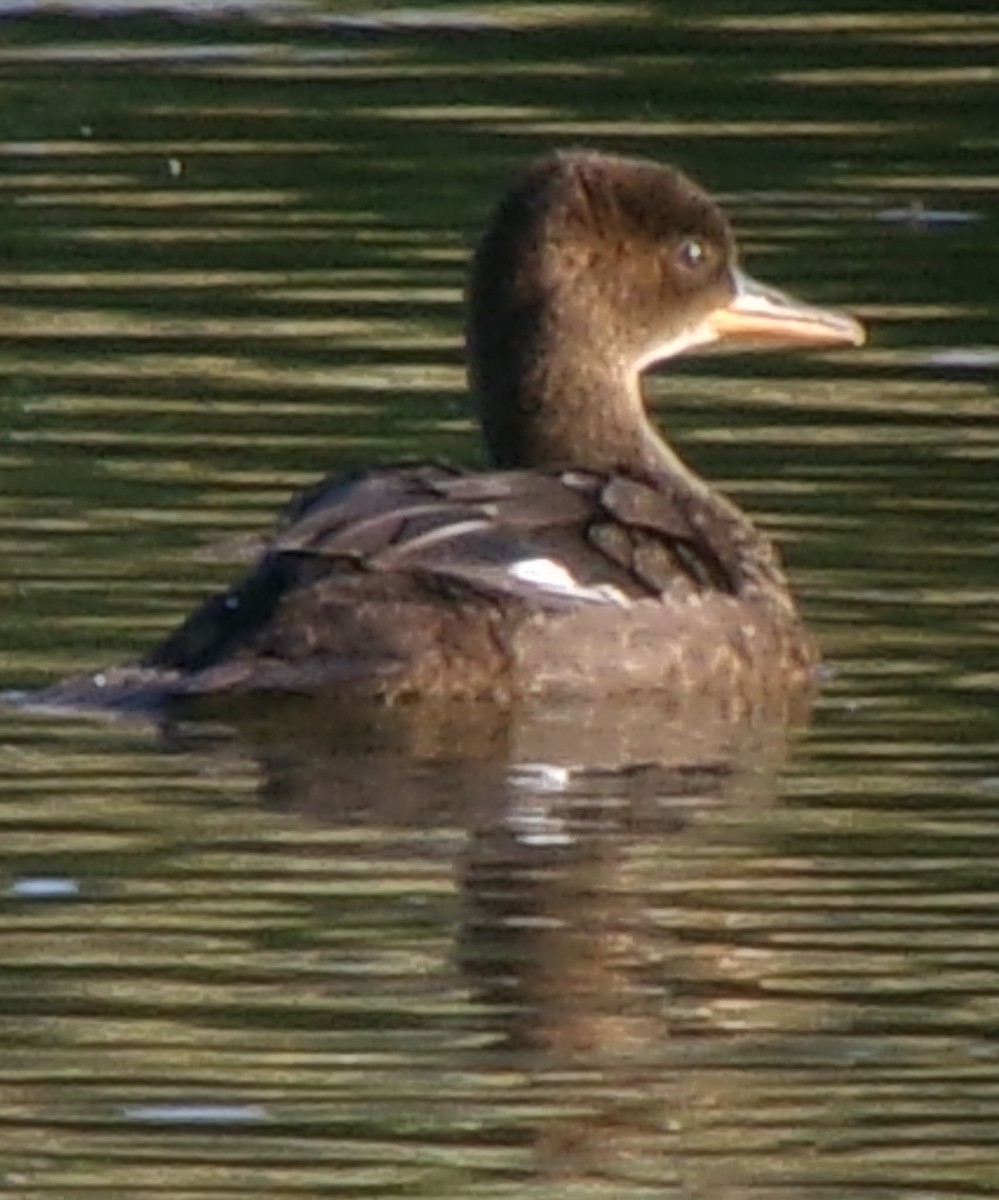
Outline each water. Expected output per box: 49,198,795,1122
1,3,999,1196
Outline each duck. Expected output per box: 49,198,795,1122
39,148,864,711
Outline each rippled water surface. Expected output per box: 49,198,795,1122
2,3,999,1196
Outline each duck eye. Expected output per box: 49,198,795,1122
677,238,706,270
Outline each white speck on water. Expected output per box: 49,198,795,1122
510,762,571,793
124,1103,269,1124
10,877,80,900
876,203,980,228
927,348,999,370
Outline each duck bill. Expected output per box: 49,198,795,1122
705,269,865,348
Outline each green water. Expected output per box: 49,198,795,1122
1,3,998,1196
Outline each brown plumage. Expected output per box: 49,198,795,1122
35,149,864,711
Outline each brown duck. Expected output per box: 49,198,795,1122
39,149,864,710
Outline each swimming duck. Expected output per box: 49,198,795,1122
43,149,864,709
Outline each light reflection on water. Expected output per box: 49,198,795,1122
4,691,999,1194
1,2,999,1196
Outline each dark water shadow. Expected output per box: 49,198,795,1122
141,685,813,1181
158,681,812,821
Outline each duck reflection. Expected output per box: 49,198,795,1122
161,683,810,1188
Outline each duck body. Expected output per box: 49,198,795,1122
131,459,810,705
35,149,863,712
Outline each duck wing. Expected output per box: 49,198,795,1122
271,463,741,598
143,462,752,678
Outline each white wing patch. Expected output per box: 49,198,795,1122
507,558,629,607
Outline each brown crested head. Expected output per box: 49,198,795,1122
466,150,740,471
468,150,737,374
465,149,863,475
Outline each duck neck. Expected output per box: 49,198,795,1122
469,332,796,601
471,327,705,492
